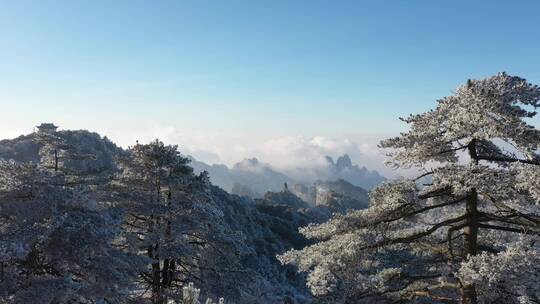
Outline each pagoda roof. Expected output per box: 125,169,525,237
37,123,58,129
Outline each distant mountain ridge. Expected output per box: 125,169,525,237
190,154,386,197
298,154,386,190
189,157,294,197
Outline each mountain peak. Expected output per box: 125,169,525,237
335,154,352,170
325,154,353,170
318,154,385,189
245,157,259,165
324,155,335,166
233,157,262,171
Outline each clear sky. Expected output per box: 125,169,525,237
1,1,540,174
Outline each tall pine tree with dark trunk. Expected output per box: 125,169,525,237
116,139,240,303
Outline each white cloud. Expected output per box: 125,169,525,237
256,135,363,170
256,135,414,179
105,124,405,178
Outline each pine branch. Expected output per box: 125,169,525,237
478,224,540,235
477,155,540,166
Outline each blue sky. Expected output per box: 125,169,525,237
1,1,539,172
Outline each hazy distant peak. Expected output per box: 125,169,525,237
325,154,354,171
235,157,259,167
233,157,266,172
316,154,386,189
335,154,353,170
324,155,335,166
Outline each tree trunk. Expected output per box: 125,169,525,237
462,188,478,304
162,189,174,288
54,149,58,172
152,261,162,304
149,245,163,304
462,140,479,304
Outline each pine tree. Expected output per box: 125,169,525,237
279,73,540,303
115,140,238,304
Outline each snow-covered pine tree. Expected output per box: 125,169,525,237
35,125,88,174
115,140,239,304
279,73,540,303
169,282,224,304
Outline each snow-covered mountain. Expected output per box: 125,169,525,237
0,126,373,303
0,129,124,173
